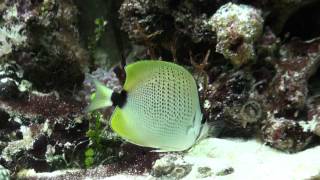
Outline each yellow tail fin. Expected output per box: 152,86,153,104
86,80,113,112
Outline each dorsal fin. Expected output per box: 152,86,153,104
124,60,157,91
123,60,192,91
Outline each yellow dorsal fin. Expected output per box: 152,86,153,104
124,60,184,91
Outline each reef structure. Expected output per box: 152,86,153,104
119,0,320,153
1,0,320,179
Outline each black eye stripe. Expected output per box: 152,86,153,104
111,90,127,108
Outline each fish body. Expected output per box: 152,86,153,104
88,60,206,151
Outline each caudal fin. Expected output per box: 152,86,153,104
86,80,113,112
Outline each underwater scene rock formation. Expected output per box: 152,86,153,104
1,0,320,179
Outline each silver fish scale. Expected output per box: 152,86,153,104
127,64,196,141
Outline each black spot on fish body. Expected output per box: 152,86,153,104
111,90,128,108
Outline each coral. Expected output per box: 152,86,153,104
207,3,264,66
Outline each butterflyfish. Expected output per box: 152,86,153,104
87,60,208,151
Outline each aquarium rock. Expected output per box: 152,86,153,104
1,0,88,93
119,0,218,63
1,0,320,179
261,115,314,152
208,3,263,66
0,62,24,99
1,126,34,162
151,154,192,179
201,70,261,137
197,166,213,178
0,5,27,58
306,96,320,137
